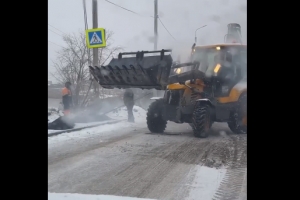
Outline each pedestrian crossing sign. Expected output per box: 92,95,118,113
85,28,106,48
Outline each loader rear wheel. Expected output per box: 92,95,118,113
228,94,247,134
192,104,211,138
147,99,167,133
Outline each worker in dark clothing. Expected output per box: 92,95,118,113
62,82,73,115
123,88,135,122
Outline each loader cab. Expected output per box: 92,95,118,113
191,44,247,97
192,44,247,80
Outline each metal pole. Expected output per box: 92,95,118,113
153,0,158,97
194,25,207,44
154,0,158,50
92,0,99,96
92,0,98,67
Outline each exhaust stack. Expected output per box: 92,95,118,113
224,23,242,43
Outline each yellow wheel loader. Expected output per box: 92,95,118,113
89,23,247,138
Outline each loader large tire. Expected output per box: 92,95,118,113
147,99,167,133
192,103,211,138
228,94,247,134
189,121,212,129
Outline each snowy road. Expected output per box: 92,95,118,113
48,121,247,200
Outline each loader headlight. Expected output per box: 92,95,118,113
175,68,181,74
214,64,221,74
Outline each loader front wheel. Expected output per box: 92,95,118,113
228,94,247,134
189,121,213,129
192,104,211,138
147,99,167,133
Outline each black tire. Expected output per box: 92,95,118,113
189,121,213,129
228,94,247,134
192,103,211,138
147,99,167,133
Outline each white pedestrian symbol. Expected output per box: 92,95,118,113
90,32,102,44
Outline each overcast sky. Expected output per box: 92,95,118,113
48,0,246,82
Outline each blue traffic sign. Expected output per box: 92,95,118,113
85,28,106,48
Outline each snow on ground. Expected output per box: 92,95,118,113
48,105,146,133
48,105,146,124
48,113,60,123
48,106,147,143
74,121,114,128
48,193,155,200
48,120,145,144
186,166,226,200
99,94,118,99
48,120,118,134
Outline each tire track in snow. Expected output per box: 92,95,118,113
104,138,212,199
49,122,247,199
118,139,203,198
212,135,247,200
212,168,246,200
138,140,212,199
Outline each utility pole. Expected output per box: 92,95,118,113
154,0,158,50
153,0,158,97
92,0,99,96
92,0,98,67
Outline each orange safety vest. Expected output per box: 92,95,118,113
62,87,72,115
62,87,71,96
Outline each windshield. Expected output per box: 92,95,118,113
192,46,247,78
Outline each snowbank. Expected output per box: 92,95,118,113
48,119,145,143
48,193,155,200
186,166,226,200
48,113,60,123
48,105,147,124
48,105,147,136
48,120,119,135
48,107,62,123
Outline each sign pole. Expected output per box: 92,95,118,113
92,0,99,97
92,0,98,67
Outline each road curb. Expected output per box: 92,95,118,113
48,119,125,137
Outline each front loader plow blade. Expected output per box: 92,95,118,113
89,49,173,90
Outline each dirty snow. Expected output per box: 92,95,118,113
48,106,147,143
47,120,119,134
48,113,61,123
48,120,145,144
48,105,146,123
48,193,155,200
48,105,147,134
186,166,226,200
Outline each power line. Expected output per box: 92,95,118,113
158,17,176,41
48,24,67,35
48,40,65,48
48,29,63,37
103,0,175,41
104,0,153,18
104,0,140,15
82,0,89,30
49,1,176,47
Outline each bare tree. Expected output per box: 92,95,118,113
51,29,123,108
